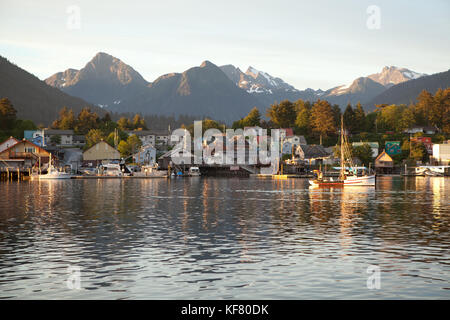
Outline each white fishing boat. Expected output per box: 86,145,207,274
39,154,72,180
99,163,133,176
415,166,448,176
309,116,375,187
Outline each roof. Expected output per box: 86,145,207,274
42,129,74,135
0,138,50,156
285,135,307,145
297,144,330,159
82,140,117,154
375,150,393,162
73,135,86,141
280,128,294,137
159,147,193,159
0,136,20,152
127,130,169,136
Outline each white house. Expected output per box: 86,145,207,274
33,129,74,146
133,145,157,165
127,130,156,146
282,135,307,154
404,126,439,135
432,143,450,165
155,132,170,145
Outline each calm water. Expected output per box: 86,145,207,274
0,176,449,299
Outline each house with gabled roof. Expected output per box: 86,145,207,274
0,136,20,153
375,150,394,174
82,140,120,167
0,138,51,173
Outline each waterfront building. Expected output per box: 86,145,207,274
0,138,50,173
432,143,450,165
411,137,433,154
133,145,157,165
295,144,331,165
282,135,307,155
82,140,120,167
0,136,19,153
375,150,394,174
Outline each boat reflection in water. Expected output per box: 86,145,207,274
0,176,448,299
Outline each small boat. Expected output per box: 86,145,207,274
39,167,72,179
99,163,133,176
423,169,443,177
188,166,201,176
309,116,375,187
415,166,448,176
38,154,72,179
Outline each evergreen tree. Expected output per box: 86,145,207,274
353,102,366,132
343,103,355,133
117,117,130,131
132,114,147,130
295,101,311,135
266,100,296,128
243,107,261,127
75,108,99,134
310,99,336,145
60,108,76,130
415,90,433,126
331,104,342,129
429,88,448,130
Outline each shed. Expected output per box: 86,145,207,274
82,141,120,167
375,150,394,174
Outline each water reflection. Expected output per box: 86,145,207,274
0,176,448,299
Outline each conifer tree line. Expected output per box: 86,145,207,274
1,88,449,154
232,88,450,144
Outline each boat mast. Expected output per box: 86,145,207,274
340,116,345,180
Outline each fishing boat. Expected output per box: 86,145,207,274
309,117,376,187
99,163,133,176
39,154,72,180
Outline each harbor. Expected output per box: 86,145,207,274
0,1,449,304
0,175,448,299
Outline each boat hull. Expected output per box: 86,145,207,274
39,175,72,180
309,175,376,187
343,175,376,186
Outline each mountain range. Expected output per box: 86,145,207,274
44,52,444,119
0,51,448,125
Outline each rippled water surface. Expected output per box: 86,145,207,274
0,176,449,299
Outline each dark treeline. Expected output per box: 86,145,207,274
0,97,37,141
232,88,449,144
1,87,449,160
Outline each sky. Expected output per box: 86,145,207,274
0,0,449,90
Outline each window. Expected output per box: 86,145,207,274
25,147,35,153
